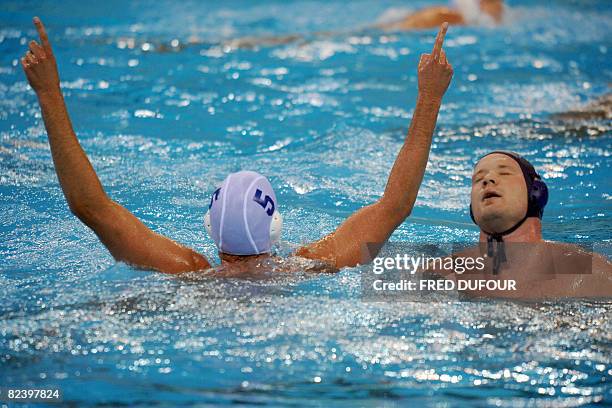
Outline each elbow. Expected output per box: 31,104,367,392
379,198,412,223
395,207,412,222
68,200,109,224
68,201,92,222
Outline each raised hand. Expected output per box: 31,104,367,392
418,22,453,99
21,17,60,95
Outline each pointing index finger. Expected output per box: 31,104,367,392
431,22,448,62
33,17,52,54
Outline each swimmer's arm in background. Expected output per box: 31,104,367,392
296,23,453,269
21,17,211,274
377,7,464,31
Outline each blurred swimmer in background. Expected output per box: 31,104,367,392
224,0,504,49
21,18,453,276
377,0,504,31
145,0,505,51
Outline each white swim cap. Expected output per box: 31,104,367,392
204,171,283,255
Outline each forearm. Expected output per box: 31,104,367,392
381,92,442,219
300,92,443,269
37,89,108,216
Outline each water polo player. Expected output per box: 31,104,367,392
378,0,504,31
431,151,612,298
21,18,453,274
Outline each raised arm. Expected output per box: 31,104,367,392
21,17,210,274
296,23,453,269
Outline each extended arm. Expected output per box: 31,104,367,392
296,23,453,269
21,17,210,273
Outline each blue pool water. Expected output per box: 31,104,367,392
1,0,611,406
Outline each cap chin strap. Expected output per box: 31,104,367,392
480,212,528,275
204,210,283,253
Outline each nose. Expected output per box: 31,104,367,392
482,176,496,187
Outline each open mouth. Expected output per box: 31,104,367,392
482,191,502,201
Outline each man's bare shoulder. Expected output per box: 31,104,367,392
543,240,612,275
471,240,610,299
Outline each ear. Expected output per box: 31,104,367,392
204,211,212,236
529,179,549,217
269,211,283,244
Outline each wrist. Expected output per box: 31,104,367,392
417,91,443,104
36,86,63,102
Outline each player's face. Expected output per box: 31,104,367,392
471,154,528,233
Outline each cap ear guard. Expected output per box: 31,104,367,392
269,211,283,245
528,178,548,219
204,211,212,236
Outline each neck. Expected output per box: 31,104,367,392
479,217,542,243
219,252,271,264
